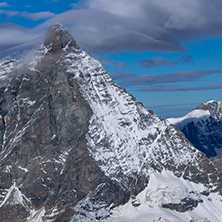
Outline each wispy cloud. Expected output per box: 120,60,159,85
0,9,55,20
0,9,19,17
141,83,222,92
26,0,222,54
137,57,173,68
0,23,45,62
21,11,55,21
1,0,222,60
99,59,126,69
1,0,222,56
0,2,9,7
109,69,222,93
110,72,134,80
111,70,222,86
0,9,55,60
137,55,193,68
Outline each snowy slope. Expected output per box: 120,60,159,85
61,41,208,187
168,109,210,128
107,170,222,222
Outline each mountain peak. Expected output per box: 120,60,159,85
43,23,80,52
195,100,222,120
168,99,222,157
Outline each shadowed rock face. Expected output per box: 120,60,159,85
170,100,222,158
180,117,222,157
0,24,221,222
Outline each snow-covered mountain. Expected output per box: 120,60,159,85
168,100,222,158
0,24,222,222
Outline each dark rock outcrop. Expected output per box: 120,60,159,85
162,197,203,212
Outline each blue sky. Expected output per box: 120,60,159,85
0,0,222,118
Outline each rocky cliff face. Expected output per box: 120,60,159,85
168,100,222,158
0,24,222,222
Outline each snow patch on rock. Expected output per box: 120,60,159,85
0,183,31,208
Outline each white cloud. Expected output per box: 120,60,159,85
21,11,55,21
111,70,222,86
0,9,54,21
88,0,146,19
0,2,9,7
0,23,45,61
33,0,222,53
1,0,222,60
0,9,19,17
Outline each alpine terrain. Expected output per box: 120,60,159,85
0,24,222,222
168,100,222,158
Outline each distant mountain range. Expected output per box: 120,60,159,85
168,100,222,158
